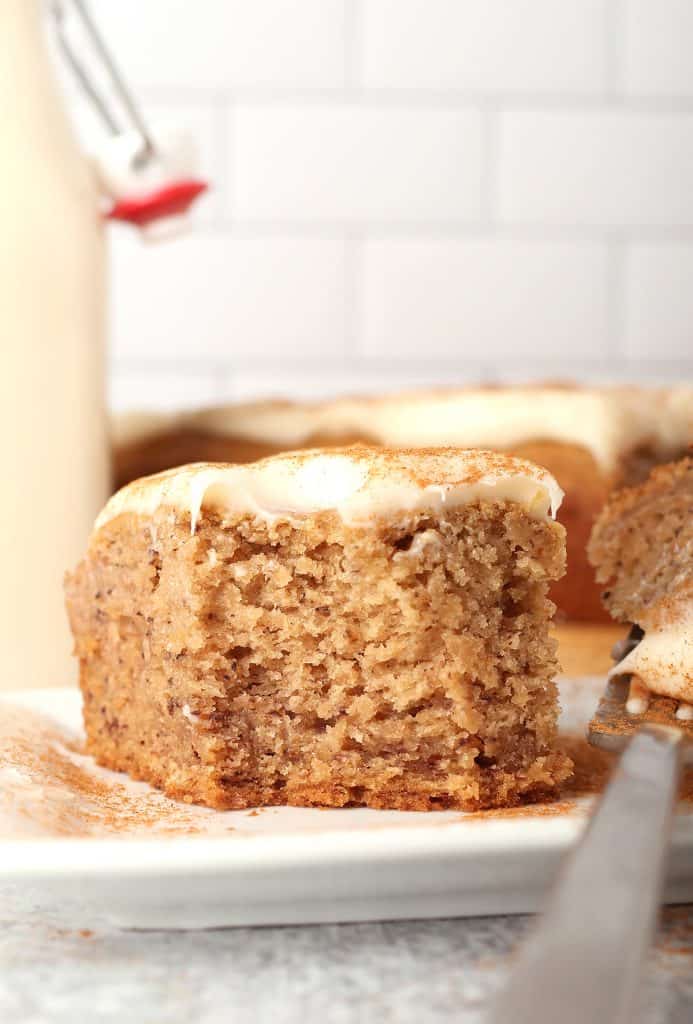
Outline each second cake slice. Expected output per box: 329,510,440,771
66,446,572,810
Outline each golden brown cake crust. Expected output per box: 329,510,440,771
66,481,571,812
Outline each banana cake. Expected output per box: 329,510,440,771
65,446,572,811
589,455,693,721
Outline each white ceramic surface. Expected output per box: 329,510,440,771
1,682,692,929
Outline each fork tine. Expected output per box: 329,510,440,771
588,675,693,765
588,676,637,753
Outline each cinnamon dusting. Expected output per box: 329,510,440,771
0,707,237,838
658,905,693,957
2,705,691,838
465,734,616,821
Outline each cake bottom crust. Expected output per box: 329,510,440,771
87,739,572,813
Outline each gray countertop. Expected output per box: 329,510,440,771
2,891,692,1024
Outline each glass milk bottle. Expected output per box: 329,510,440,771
0,0,108,689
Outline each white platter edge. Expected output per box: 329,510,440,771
2,687,693,929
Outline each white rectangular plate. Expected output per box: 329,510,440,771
1,681,692,929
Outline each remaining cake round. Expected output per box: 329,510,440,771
112,385,693,623
66,446,572,811
588,456,693,719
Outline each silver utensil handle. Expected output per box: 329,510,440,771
51,0,156,161
488,726,682,1024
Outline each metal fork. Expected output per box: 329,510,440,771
487,677,692,1024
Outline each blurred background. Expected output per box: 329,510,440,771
58,0,693,412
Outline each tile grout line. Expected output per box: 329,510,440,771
111,361,693,397
136,86,693,112
606,237,627,363
604,0,625,100
480,104,500,226
157,220,693,243
213,359,234,403
114,352,693,372
343,0,362,91
222,98,235,225
209,94,232,226
110,359,693,403
112,356,693,372
343,235,363,360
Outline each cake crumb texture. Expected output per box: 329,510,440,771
66,470,571,811
588,456,692,627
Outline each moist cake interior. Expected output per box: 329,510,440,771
589,456,692,709
588,458,692,626
66,451,571,811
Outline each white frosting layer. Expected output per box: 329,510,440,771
184,387,693,473
95,448,564,534
112,387,693,473
610,608,693,703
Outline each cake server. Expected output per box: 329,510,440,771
487,682,692,1024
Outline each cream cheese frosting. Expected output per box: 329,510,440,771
610,606,693,705
95,447,564,535
111,387,693,475
183,387,693,474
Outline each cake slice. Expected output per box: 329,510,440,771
588,456,693,719
65,447,572,811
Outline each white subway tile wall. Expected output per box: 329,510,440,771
361,239,609,360
361,0,608,94
624,244,693,361
232,105,484,224
498,111,693,227
622,0,693,97
62,0,692,410
111,232,348,360
87,0,347,90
